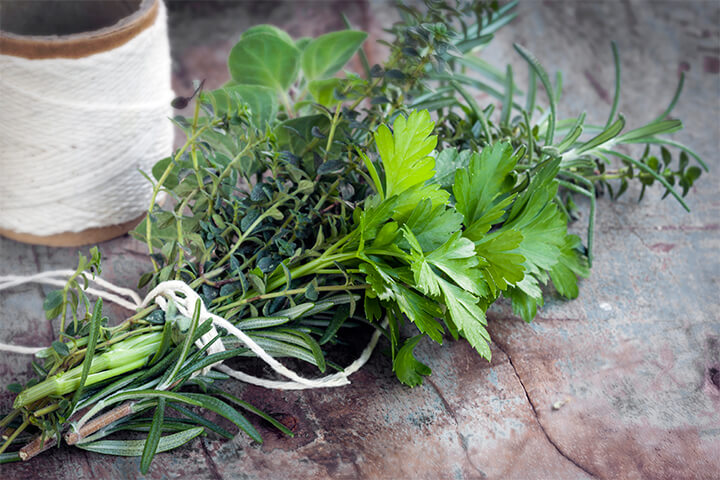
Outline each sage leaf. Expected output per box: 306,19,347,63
301,30,367,80
241,24,293,44
228,33,300,93
206,85,278,130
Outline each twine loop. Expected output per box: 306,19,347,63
0,270,383,390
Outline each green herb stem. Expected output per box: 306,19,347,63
0,417,30,455
324,104,343,160
14,334,163,408
216,283,368,314
214,199,290,270
33,403,60,417
146,120,222,270
271,252,357,290
68,326,162,365
208,140,260,210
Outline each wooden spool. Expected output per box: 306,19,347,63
0,0,160,247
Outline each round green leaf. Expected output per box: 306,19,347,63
242,24,294,45
301,30,368,80
205,85,278,130
43,290,63,313
647,156,659,172
308,78,341,107
685,166,702,183
228,33,300,92
151,157,178,190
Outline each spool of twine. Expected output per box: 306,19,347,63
0,0,174,247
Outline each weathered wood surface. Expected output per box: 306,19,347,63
2,1,719,478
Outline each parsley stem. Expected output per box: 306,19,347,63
316,268,362,275
247,251,358,300
67,326,162,365
216,284,369,313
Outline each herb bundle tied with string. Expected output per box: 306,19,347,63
1,0,707,470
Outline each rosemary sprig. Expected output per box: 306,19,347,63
1,288,291,466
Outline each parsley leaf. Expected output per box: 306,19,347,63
425,232,485,296
359,262,395,301
453,142,519,238
391,284,444,343
434,148,472,190
403,200,464,252
438,279,491,359
474,229,526,294
392,184,450,222
493,160,570,319
393,335,432,387
505,282,544,323
375,110,437,199
549,234,590,299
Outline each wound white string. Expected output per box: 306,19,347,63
0,272,384,390
0,2,174,235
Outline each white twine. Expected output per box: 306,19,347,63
0,2,174,235
0,271,384,390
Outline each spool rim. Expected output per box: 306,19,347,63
0,0,159,59
0,214,147,248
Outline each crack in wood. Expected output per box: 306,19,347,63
424,377,486,478
79,448,95,479
199,438,223,480
493,341,599,479
620,0,638,27
584,70,611,104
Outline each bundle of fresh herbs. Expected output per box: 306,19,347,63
1,0,706,469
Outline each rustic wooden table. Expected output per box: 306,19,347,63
2,1,718,479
